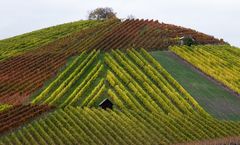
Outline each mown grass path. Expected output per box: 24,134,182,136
150,51,240,120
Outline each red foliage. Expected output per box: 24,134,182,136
0,19,224,105
0,104,54,134
0,53,68,105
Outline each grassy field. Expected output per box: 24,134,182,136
150,51,240,120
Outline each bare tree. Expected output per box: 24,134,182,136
88,7,117,20
127,15,135,20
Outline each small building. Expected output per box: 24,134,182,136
180,35,195,46
99,99,113,110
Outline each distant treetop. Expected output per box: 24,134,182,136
88,7,118,20
127,15,135,20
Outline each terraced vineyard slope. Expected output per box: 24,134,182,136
0,19,239,145
0,19,224,106
171,45,240,95
1,107,240,145
150,50,240,120
31,48,208,117
0,105,54,134
0,48,239,144
0,20,103,61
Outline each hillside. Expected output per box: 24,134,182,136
0,19,240,145
0,20,103,61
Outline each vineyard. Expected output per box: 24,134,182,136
0,19,224,106
1,107,240,145
0,19,240,145
32,50,105,107
171,45,240,95
28,48,209,117
0,52,69,105
150,50,240,120
0,105,54,134
0,20,103,61
52,19,224,52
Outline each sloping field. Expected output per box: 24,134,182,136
55,19,224,52
0,105,54,134
0,19,223,106
0,21,115,105
0,19,239,145
31,50,106,107
150,50,240,120
30,48,208,117
1,49,239,145
1,107,240,145
0,20,103,61
171,45,240,95
0,52,69,105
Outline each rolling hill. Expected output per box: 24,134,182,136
0,19,239,145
